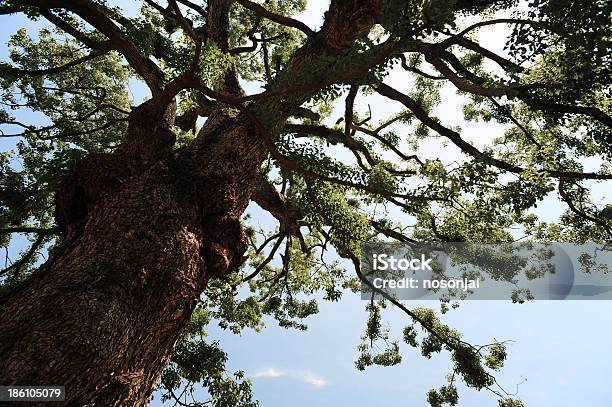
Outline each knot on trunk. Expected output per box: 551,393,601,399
121,99,178,162
200,214,247,280
321,0,382,52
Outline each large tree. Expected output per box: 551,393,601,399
0,0,610,405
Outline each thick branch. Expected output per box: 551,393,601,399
517,97,612,128
21,0,164,94
375,82,612,180
206,0,241,94
235,0,314,37
318,0,382,52
345,84,358,138
38,9,105,50
450,37,523,71
427,56,508,97
251,175,302,236
177,0,207,18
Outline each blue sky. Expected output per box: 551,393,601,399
180,295,612,407
1,2,611,406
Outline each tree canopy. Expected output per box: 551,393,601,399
0,0,610,406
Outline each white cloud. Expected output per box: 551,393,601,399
253,368,287,379
252,368,327,389
296,372,327,388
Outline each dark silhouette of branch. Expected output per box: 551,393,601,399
235,0,314,37
375,82,612,180
0,45,112,77
19,0,165,94
1,227,57,276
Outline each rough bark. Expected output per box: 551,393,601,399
1,164,202,406
0,105,263,406
0,1,384,404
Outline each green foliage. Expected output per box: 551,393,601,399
356,302,403,370
499,397,526,407
163,37,235,89
427,385,459,407
1,23,130,284
289,176,371,254
402,325,419,347
158,299,258,406
367,162,399,202
161,335,257,407
230,0,306,82
484,343,507,370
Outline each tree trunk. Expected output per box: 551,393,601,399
0,1,383,401
0,107,263,406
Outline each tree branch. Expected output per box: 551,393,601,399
0,47,111,77
39,9,110,50
0,227,59,235
0,5,26,15
235,0,314,37
558,179,611,237
177,0,207,18
251,174,302,237
517,97,612,128
21,0,165,95
1,236,44,275
374,82,612,180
